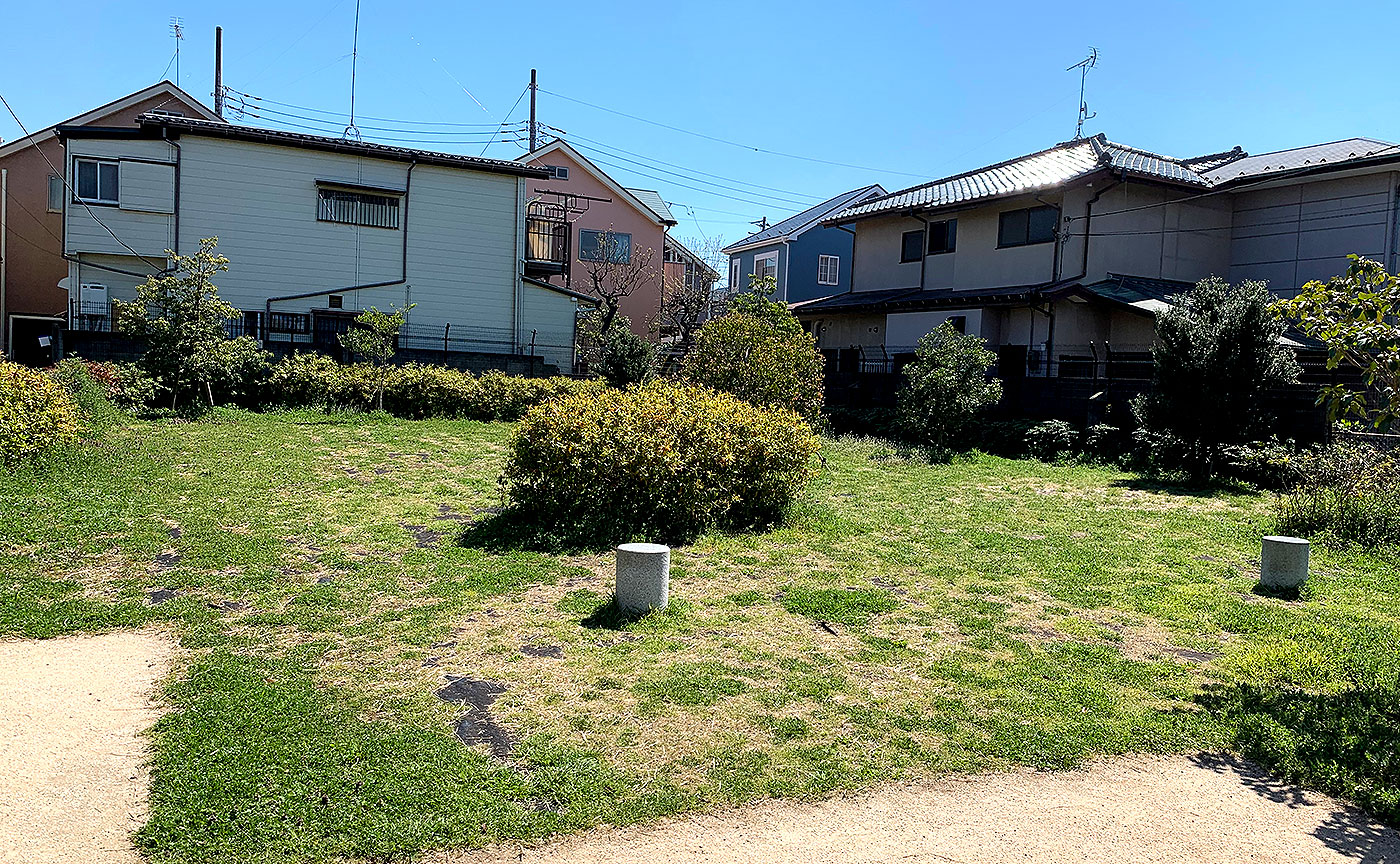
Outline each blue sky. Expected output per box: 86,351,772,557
3,0,1397,254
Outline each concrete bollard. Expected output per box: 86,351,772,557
615,542,670,615
1260,536,1309,590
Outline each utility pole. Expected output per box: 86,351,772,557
1068,47,1099,140
213,27,224,119
528,69,538,153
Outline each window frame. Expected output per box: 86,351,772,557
900,229,924,263
926,219,957,255
730,258,741,290
997,205,1058,249
545,165,569,180
74,157,119,206
578,229,633,264
268,312,311,335
753,250,778,283
817,254,840,286
47,174,64,212
316,186,401,229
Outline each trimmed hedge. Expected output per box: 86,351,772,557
502,381,820,545
261,356,605,421
0,361,81,463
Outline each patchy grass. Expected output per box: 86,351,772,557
3,411,1399,862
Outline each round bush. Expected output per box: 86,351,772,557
1025,420,1079,462
0,361,81,462
503,381,820,545
681,306,824,422
382,364,476,418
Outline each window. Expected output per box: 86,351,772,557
328,294,344,309
317,188,400,228
730,258,741,289
578,229,632,263
946,315,966,334
901,229,924,263
927,219,957,254
754,251,778,282
545,165,569,180
47,174,64,212
998,205,1058,248
75,158,119,204
817,254,840,286
268,312,311,334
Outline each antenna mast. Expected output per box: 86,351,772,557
1068,47,1098,140
169,17,184,83
344,0,362,139
213,27,224,118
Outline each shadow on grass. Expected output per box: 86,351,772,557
1250,582,1304,602
455,507,633,555
1111,475,1255,498
1196,678,1400,836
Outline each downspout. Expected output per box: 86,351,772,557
264,160,416,345
164,129,181,257
915,214,930,290
1387,173,1400,274
513,177,523,351
1033,176,1120,377
781,238,790,302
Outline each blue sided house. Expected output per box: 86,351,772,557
722,184,886,304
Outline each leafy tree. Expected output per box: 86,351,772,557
681,300,824,422
898,322,1002,454
1275,255,1400,430
1134,276,1300,481
338,304,414,410
115,236,259,408
579,228,657,334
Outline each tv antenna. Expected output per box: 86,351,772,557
344,0,362,139
751,217,769,231
1068,47,1098,139
169,17,184,83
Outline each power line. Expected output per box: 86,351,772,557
564,131,822,202
226,88,509,127
0,90,166,270
580,150,818,210
480,84,530,157
567,139,815,209
538,86,931,179
244,0,349,86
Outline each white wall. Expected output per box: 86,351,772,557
65,138,178,258
885,309,985,349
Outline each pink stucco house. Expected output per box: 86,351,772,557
521,139,677,337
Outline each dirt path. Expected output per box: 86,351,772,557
0,631,174,864
455,753,1400,864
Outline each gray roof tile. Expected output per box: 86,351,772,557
624,188,677,224
834,134,1219,222
1202,137,1400,182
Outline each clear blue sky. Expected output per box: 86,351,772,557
3,0,1397,255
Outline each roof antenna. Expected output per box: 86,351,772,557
751,217,769,231
1068,47,1098,140
344,0,362,140
169,17,184,84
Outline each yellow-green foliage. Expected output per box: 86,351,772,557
505,380,820,544
0,361,81,463
681,310,825,422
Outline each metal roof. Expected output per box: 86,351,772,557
721,184,886,253
625,188,677,224
833,135,1221,223
1203,137,1400,183
61,114,551,179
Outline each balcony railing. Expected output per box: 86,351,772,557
524,204,569,279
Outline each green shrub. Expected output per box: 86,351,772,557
897,323,1002,454
971,419,1035,458
1025,420,1079,462
501,381,820,546
681,302,824,422
0,361,81,463
468,371,606,422
50,359,159,412
46,359,124,429
382,364,476,419
1133,276,1300,481
593,323,656,388
1082,424,1125,464
263,353,345,409
1222,438,1301,491
1275,440,1400,547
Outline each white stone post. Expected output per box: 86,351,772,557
1260,536,1309,590
615,543,670,615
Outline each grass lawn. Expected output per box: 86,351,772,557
3,409,1398,863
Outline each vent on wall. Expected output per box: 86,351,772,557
545,165,569,180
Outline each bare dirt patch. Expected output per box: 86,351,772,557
0,630,175,864
452,753,1400,864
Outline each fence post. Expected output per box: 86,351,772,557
443,323,450,360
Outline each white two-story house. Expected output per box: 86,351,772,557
799,133,1400,388
56,114,594,372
